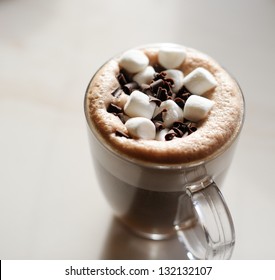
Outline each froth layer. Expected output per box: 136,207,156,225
86,46,244,165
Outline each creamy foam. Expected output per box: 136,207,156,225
85,45,244,165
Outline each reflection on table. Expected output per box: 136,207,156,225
100,217,188,260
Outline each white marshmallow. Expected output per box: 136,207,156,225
155,128,169,141
158,46,186,69
124,90,156,119
125,117,156,140
153,100,183,128
119,49,149,73
183,67,217,95
183,95,214,122
133,66,155,86
163,69,184,93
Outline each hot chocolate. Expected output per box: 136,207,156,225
85,44,244,165
84,44,244,241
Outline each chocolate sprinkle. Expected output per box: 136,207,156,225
188,126,197,133
122,82,138,95
174,97,185,108
178,86,192,101
149,96,162,106
188,124,197,134
140,83,150,91
178,85,190,95
154,72,167,80
150,72,174,98
119,69,131,84
165,78,175,86
152,109,167,122
117,73,127,86
172,127,184,138
154,121,164,131
150,79,164,93
140,84,152,96
173,121,188,133
156,87,168,101
111,87,123,98
165,131,176,141
107,103,122,114
112,61,201,141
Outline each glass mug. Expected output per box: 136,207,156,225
84,44,245,260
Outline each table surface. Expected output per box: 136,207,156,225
1,0,275,260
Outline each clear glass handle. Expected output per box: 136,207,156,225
174,177,235,260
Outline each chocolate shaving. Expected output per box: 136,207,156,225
187,123,197,134
174,97,185,108
150,72,174,98
156,87,168,101
122,82,138,95
152,109,167,122
163,121,197,140
140,84,153,96
169,92,177,101
188,126,197,133
150,79,164,93
180,92,192,101
165,130,176,141
107,103,122,114
154,121,164,131
177,86,192,101
178,85,190,95
119,69,131,83
140,83,150,91
117,73,127,86
163,81,174,94
165,78,175,86
173,121,188,133
172,127,184,138
115,130,130,138
149,96,162,106
154,72,167,80
111,87,123,98
113,62,200,142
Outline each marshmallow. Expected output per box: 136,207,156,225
125,117,156,140
158,46,186,69
133,66,155,86
163,69,184,93
153,100,183,127
155,128,169,141
183,67,217,95
183,95,214,122
124,90,156,119
119,50,149,73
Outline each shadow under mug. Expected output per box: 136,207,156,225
84,49,245,260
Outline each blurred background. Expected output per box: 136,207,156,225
0,0,275,259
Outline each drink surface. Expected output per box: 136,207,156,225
85,45,244,165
